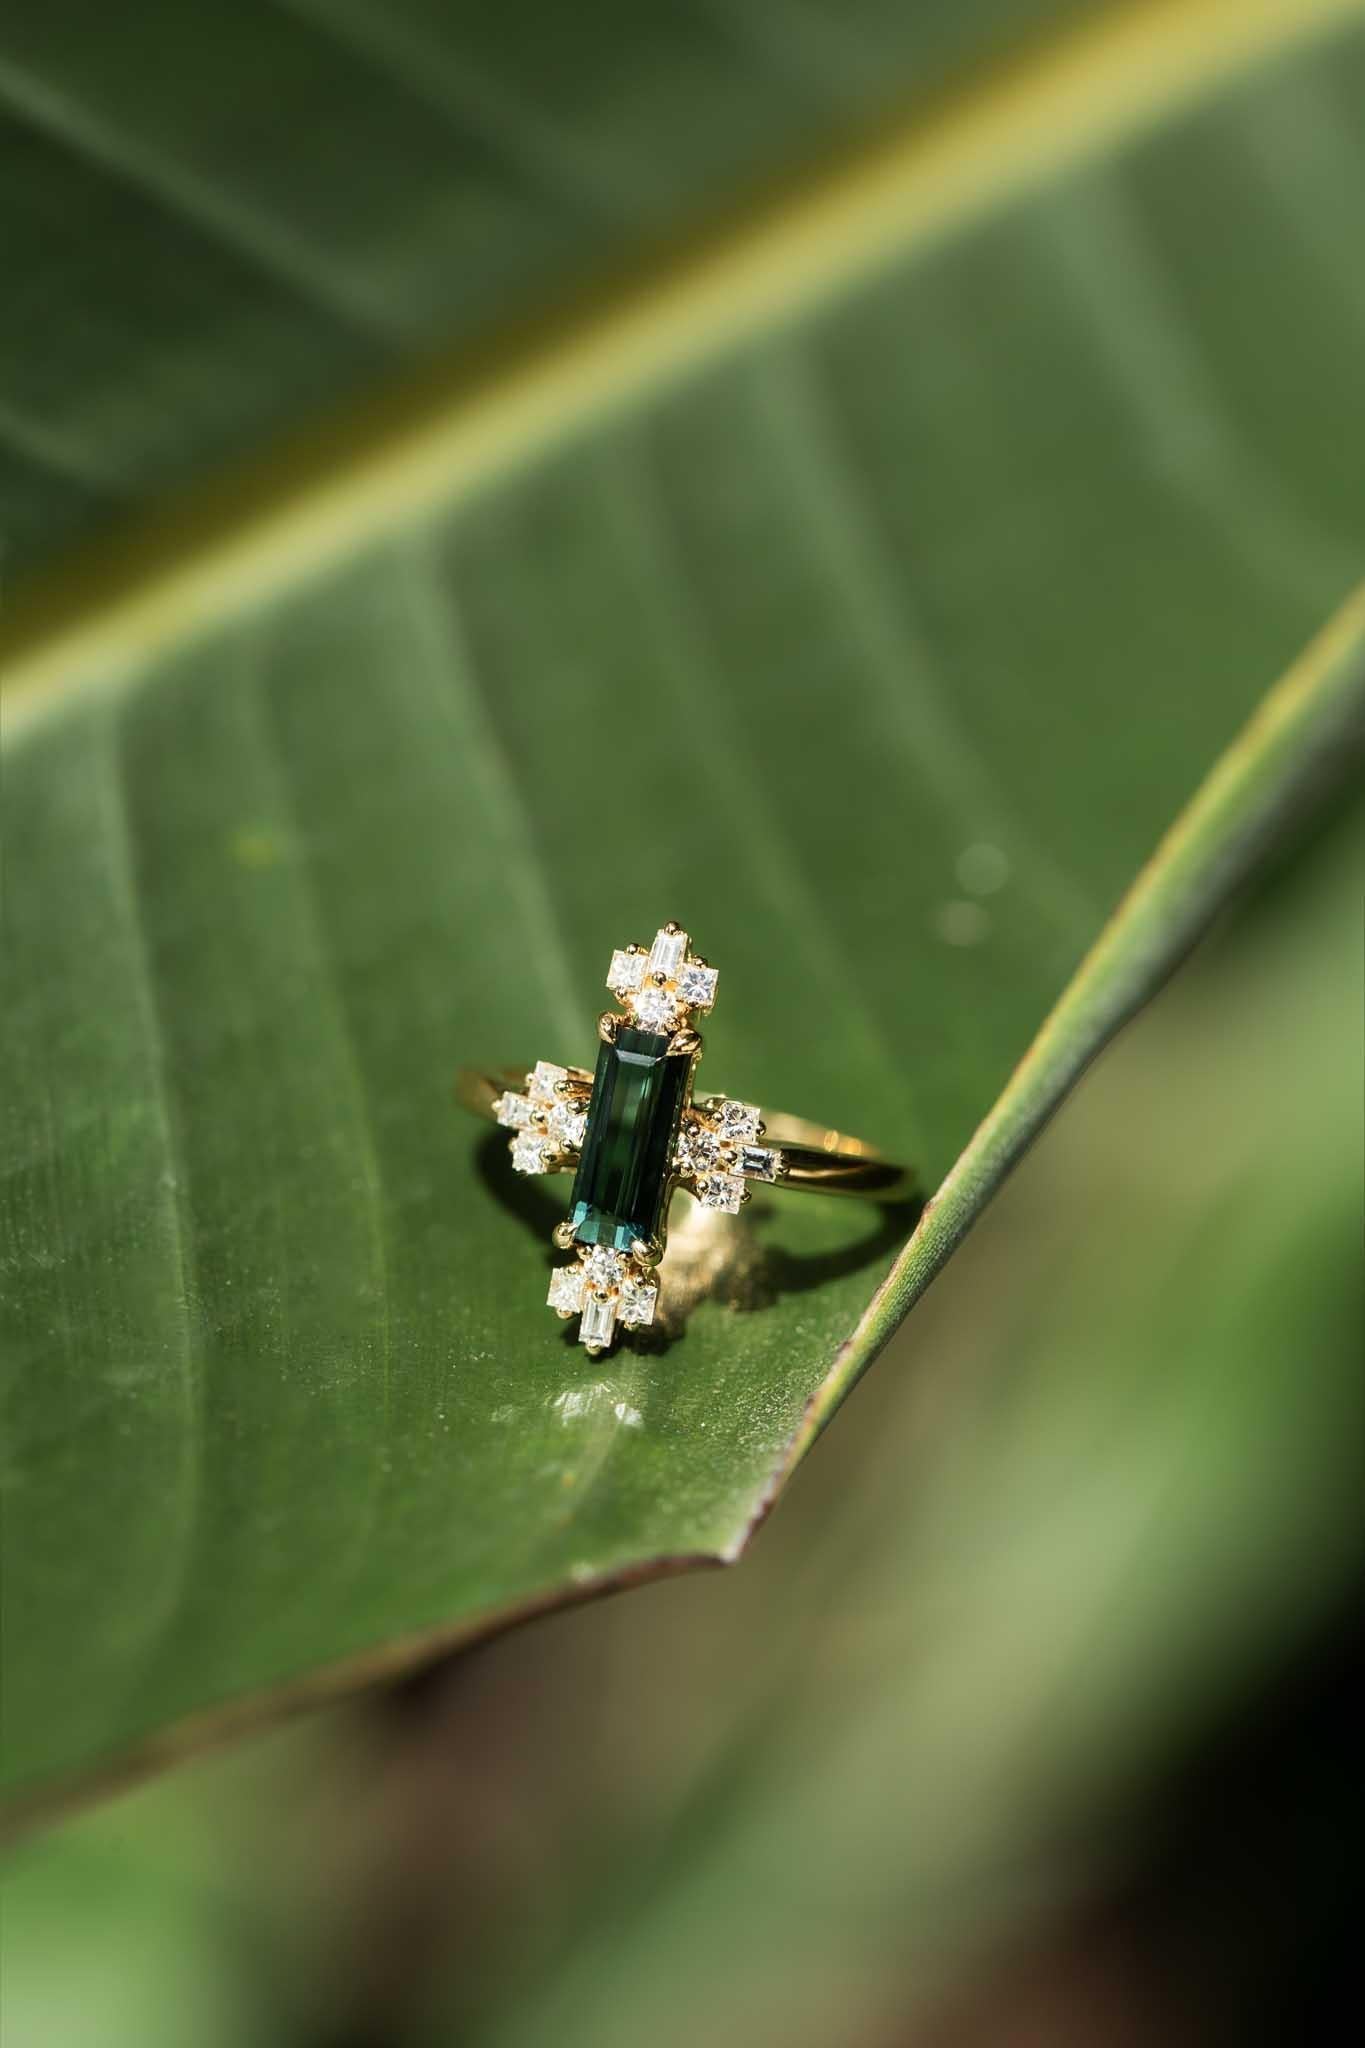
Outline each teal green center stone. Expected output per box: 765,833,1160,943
570,1027,690,1251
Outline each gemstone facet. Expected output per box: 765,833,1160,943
570,1027,689,1251
580,1291,617,1351
547,1100,587,1148
716,1099,761,1140
676,963,718,1009
619,1276,658,1327
632,985,681,1032
547,1264,585,1315
647,926,688,978
607,948,646,995
512,1132,553,1176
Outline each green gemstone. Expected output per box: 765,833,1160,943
570,1028,689,1251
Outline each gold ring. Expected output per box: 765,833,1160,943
457,922,914,1354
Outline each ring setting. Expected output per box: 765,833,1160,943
458,922,912,1355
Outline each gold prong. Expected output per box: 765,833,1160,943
663,921,683,935
598,1011,620,1042
552,1219,576,1250
740,1187,753,1205
585,1344,605,1358
555,1308,573,1321
650,971,668,988
593,1286,612,1301
630,1235,663,1269
669,1028,701,1059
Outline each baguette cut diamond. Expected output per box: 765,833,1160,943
580,1291,617,1350
647,926,688,978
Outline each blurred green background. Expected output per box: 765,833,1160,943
4,804,1359,2044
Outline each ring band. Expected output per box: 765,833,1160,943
457,1069,911,1200
456,922,914,1353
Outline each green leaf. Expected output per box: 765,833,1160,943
0,0,1087,575
3,0,1364,1830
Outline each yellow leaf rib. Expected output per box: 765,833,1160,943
2,0,1361,732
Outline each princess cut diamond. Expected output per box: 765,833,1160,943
716,1099,761,1140
607,949,646,994
511,1132,553,1175
529,1060,568,1104
619,1276,658,1328
547,1264,585,1314
495,1091,534,1129
548,1099,587,1148
677,962,718,1009
699,1174,744,1213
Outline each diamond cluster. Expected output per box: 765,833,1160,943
606,923,717,1036
548,1244,658,1352
676,1096,782,1211
495,1059,591,1177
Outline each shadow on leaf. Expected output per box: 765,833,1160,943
476,1130,920,1353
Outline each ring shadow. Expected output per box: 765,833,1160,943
475,1130,923,1356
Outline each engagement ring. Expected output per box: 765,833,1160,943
457,923,914,1354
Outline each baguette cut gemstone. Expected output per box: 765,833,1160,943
570,1027,689,1251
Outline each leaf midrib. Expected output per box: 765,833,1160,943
2,0,1358,732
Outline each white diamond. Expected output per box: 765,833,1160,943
548,1100,587,1148
547,1265,585,1314
632,986,680,1031
647,926,688,978
495,1091,534,1129
676,963,718,1010
585,1245,624,1288
619,1276,658,1328
740,1144,780,1182
699,1174,744,1213
607,948,646,994
677,1121,721,1173
529,1060,568,1105
580,1292,617,1349
511,1133,552,1175
716,1099,761,1140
